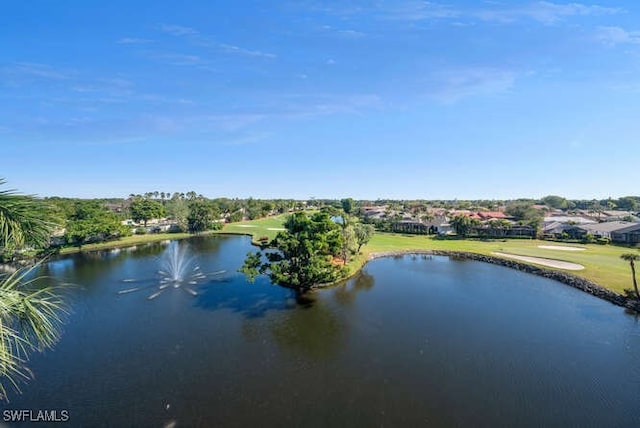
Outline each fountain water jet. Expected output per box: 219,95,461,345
117,241,227,300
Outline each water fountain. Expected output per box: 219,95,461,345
118,241,225,300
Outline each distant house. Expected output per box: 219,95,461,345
601,210,637,221
575,221,637,240
362,206,387,221
392,220,428,234
391,215,451,235
477,211,508,220
543,221,575,237
543,216,596,225
611,223,640,244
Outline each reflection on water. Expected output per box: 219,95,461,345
195,275,295,318
269,297,346,360
333,270,375,305
6,236,640,427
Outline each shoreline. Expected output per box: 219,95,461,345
5,231,638,312
357,249,639,312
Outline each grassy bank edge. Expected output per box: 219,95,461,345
57,232,204,255
50,216,636,299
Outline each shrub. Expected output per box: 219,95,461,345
208,222,223,231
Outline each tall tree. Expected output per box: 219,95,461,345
240,212,347,292
341,198,356,215
505,202,543,236
621,253,640,300
340,225,356,264
165,197,189,231
541,195,569,210
65,201,131,247
187,199,219,233
353,223,375,252
616,196,639,212
130,198,165,227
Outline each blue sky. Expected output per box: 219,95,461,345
1,0,639,199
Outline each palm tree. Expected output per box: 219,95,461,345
621,253,640,300
0,180,55,254
0,179,66,400
449,214,480,238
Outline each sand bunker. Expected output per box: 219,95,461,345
538,245,586,251
492,252,585,271
236,225,257,228
267,227,285,231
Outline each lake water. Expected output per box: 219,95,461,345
6,236,640,427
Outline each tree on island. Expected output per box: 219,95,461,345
130,198,165,227
239,212,348,292
340,224,356,265
0,179,66,400
621,253,640,300
353,223,375,252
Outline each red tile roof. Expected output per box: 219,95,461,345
477,211,508,219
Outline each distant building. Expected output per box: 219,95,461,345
543,216,596,225
610,223,640,244
477,211,508,220
575,221,637,240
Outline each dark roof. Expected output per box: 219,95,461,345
577,221,637,233
613,223,640,234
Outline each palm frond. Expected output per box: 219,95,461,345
0,178,59,251
0,262,69,400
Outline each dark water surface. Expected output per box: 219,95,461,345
5,236,640,427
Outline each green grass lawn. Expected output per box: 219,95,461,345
58,214,638,296
57,215,290,255
358,234,636,295
217,217,637,295
216,215,288,242
58,232,194,254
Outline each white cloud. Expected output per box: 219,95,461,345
158,24,199,36
337,29,366,38
198,114,267,132
219,44,277,59
383,1,460,21
2,62,72,80
148,52,202,66
320,25,366,38
596,26,640,46
219,132,272,146
312,1,621,25
117,37,153,44
428,67,521,102
274,93,383,117
153,24,277,60
475,1,621,25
